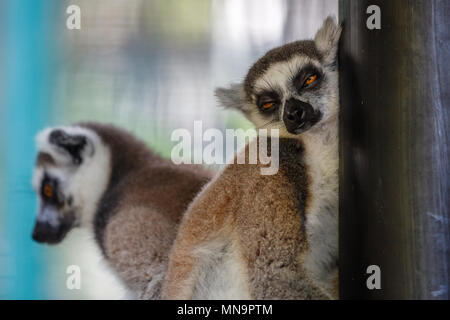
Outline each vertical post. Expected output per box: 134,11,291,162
339,0,449,299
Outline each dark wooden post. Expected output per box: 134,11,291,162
339,0,449,299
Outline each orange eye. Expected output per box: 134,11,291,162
43,185,53,198
262,102,274,109
304,74,317,86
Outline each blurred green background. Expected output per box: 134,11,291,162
0,0,337,299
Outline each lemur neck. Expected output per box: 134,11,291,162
300,117,338,163
299,117,339,292
299,116,339,211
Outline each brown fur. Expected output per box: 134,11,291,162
163,138,328,299
213,17,341,298
79,123,212,299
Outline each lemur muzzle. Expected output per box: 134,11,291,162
283,98,321,134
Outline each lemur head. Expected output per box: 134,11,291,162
31,126,111,244
216,16,341,137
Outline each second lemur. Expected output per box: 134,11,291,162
31,122,211,299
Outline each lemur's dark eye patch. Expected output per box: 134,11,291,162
257,91,280,112
294,64,323,91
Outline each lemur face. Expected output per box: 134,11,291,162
215,16,341,137
31,126,111,244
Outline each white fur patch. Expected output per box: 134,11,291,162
191,238,251,299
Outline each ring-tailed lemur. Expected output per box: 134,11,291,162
31,122,211,299
163,16,341,299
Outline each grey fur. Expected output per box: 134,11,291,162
215,83,247,110
313,16,341,66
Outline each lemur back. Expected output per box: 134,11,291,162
163,138,328,299
86,123,212,299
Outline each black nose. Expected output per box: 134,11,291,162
285,103,306,125
32,221,65,244
283,98,320,134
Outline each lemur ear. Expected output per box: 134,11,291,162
215,83,249,114
48,129,93,165
314,16,342,68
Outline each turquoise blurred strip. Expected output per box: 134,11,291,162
1,1,60,299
